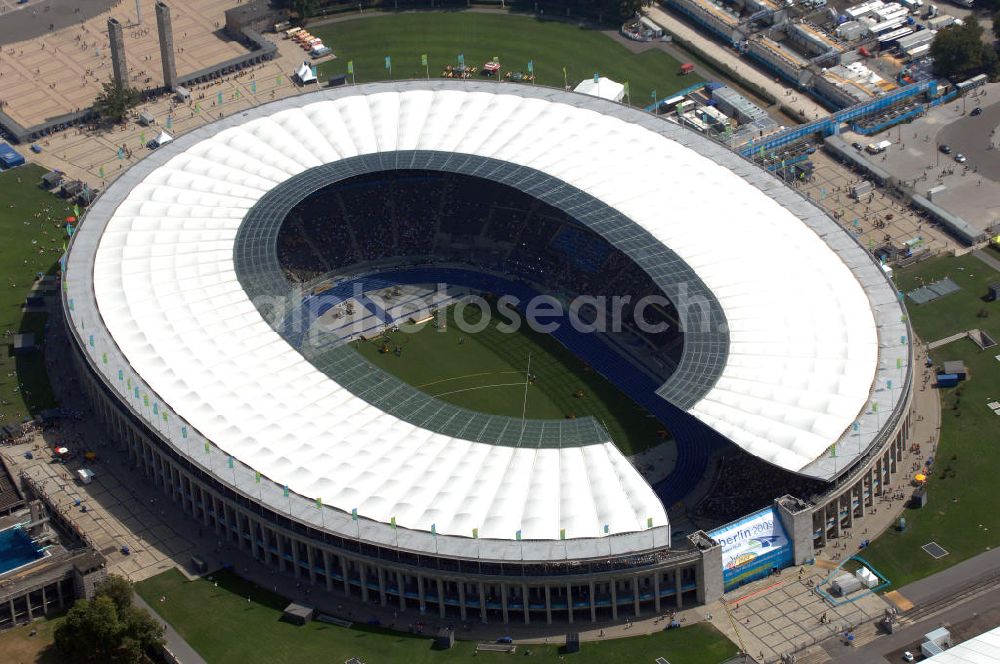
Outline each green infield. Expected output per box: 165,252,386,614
0,163,72,423
861,254,1000,589
312,12,702,104
136,568,738,664
354,304,667,455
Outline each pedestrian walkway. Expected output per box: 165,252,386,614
972,248,1000,273
134,592,208,664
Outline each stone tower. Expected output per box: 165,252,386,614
155,2,178,91
107,17,129,90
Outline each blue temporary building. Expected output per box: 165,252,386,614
0,143,26,169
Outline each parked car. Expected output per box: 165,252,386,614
955,153,967,163
939,144,951,154
971,107,983,116
852,142,864,151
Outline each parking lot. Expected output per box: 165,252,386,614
842,83,1000,234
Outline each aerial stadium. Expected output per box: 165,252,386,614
63,81,913,624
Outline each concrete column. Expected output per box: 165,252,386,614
589,580,596,623
200,489,210,527
675,571,683,610
830,502,842,539
377,567,387,607
458,582,467,620
566,584,573,624
56,581,64,608
291,538,301,579
437,578,446,618
654,573,661,613
26,594,33,620
544,585,552,625
611,580,618,620
398,571,407,611
360,563,369,603
478,582,487,623
323,550,333,592
633,577,641,617
418,575,426,614
500,583,509,624
41,586,47,613
249,518,259,560
275,531,286,571
306,545,316,585
843,493,854,531
522,584,530,624
339,555,350,596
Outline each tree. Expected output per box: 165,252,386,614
292,0,318,20
95,575,134,616
931,18,1000,80
993,9,1000,41
93,81,140,124
54,576,164,664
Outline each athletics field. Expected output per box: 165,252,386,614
354,304,667,456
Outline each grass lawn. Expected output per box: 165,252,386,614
312,12,702,105
860,254,1000,589
137,568,737,664
0,163,72,423
355,304,666,455
0,613,65,664
893,254,1000,342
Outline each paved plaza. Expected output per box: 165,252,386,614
798,150,957,256
19,33,320,190
843,82,1000,234
0,0,248,128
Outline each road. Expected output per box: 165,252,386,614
822,547,1000,663
826,583,1000,663
936,95,1000,182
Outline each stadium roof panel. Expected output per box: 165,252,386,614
65,81,909,548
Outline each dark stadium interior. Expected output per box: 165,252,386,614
271,169,826,524
276,169,683,358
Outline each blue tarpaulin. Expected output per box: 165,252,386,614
0,143,26,169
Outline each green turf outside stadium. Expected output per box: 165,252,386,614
312,12,703,104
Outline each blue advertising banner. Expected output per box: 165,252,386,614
709,507,792,590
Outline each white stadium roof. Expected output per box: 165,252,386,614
65,81,910,552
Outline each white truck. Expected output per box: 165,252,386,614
866,139,892,154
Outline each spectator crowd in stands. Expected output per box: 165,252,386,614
693,450,827,524
276,170,684,369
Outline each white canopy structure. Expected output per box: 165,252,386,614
574,76,625,102
151,130,172,147
64,82,909,549
295,61,317,84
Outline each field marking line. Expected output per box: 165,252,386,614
429,382,528,398
417,370,522,389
